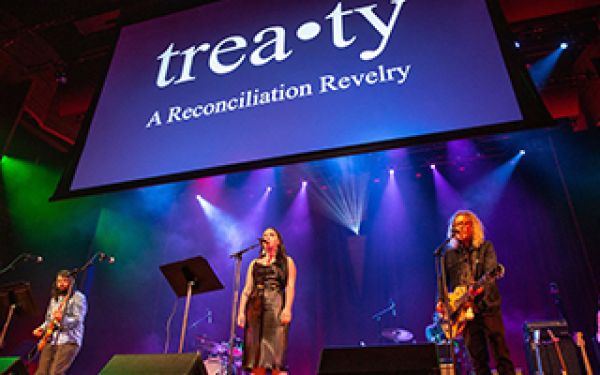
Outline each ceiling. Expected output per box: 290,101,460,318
0,0,599,153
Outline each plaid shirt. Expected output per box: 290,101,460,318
41,290,87,346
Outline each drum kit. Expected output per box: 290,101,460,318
381,327,415,343
195,335,243,375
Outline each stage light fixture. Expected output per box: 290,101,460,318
519,149,526,155
388,168,395,176
560,42,568,50
430,164,436,170
514,41,520,48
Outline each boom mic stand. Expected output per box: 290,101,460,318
0,253,43,276
226,242,260,375
69,251,113,277
433,237,457,371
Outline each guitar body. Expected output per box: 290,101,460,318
441,286,475,338
33,283,74,355
440,264,504,339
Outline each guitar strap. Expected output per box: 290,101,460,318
473,242,489,280
466,246,481,283
470,249,479,280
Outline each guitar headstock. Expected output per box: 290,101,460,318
489,264,505,280
575,331,585,347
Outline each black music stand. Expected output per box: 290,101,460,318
160,256,223,353
0,281,37,348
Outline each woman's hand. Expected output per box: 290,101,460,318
280,309,292,325
237,312,245,328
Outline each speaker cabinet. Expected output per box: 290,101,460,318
318,344,440,374
99,353,206,375
0,357,27,375
523,320,582,375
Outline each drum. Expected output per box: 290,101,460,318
203,357,223,375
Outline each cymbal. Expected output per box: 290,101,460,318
382,327,414,342
195,335,219,351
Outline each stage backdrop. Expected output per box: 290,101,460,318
3,125,599,374
54,0,551,199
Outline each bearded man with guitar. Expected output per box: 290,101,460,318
437,210,515,375
32,270,87,375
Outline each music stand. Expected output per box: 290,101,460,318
0,281,37,348
160,256,223,353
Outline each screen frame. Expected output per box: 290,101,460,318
51,0,554,201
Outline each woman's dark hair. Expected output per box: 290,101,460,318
260,227,288,282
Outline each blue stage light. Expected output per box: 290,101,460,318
560,42,568,50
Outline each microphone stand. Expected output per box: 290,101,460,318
226,242,260,374
69,251,112,280
189,309,212,329
372,299,395,344
0,253,39,276
433,238,456,371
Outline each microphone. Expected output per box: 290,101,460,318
207,309,213,324
257,238,267,243
390,299,396,317
99,252,116,264
24,253,44,263
451,228,459,236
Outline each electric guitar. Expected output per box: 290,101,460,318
440,264,505,339
36,282,74,352
574,331,593,375
547,329,568,375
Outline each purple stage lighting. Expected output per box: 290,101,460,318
430,164,436,170
302,180,308,188
389,169,395,176
266,186,272,193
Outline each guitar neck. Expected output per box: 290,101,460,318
547,329,568,374
575,332,593,375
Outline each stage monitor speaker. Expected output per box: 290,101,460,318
523,320,582,375
99,353,206,375
318,344,440,374
0,357,27,375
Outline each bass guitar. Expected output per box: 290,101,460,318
440,264,504,339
